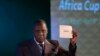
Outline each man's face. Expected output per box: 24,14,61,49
33,23,48,43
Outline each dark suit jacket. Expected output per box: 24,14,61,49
16,39,76,56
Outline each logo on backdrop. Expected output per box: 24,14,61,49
59,0,100,13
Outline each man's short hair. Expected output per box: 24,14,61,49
33,19,47,28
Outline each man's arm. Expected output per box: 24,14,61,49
56,43,77,56
57,30,77,56
68,42,77,56
68,30,77,56
69,31,77,56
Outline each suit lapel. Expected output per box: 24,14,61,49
28,40,41,56
44,40,55,55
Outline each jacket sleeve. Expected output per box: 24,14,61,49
49,40,77,56
68,43,77,56
57,43,77,56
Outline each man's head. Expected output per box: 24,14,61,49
33,19,48,43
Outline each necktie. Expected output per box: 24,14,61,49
39,43,44,56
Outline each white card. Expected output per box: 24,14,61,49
59,25,72,38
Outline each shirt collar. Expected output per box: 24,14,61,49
34,37,44,45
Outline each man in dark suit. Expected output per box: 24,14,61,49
16,19,77,56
